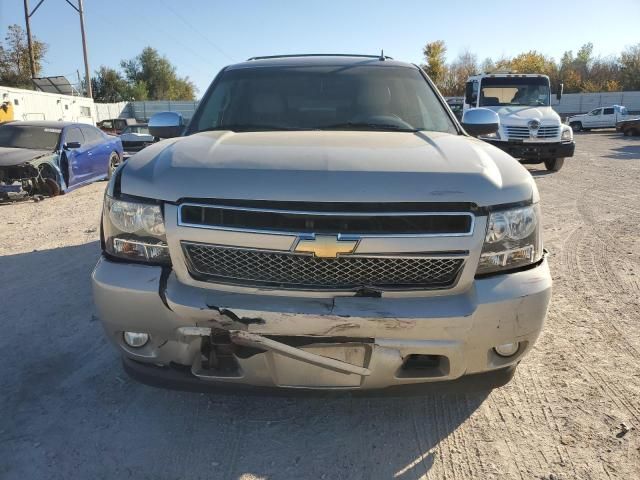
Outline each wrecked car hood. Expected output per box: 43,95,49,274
0,147,53,167
121,130,537,206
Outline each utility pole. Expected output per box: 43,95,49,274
77,0,92,98
22,0,90,97
23,0,38,79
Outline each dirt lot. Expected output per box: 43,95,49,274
1,132,638,480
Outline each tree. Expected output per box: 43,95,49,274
91,66,130,102
121,47,196,100
0,24,47,89
422,41,448,85
619,43,640,91
440,50,478,96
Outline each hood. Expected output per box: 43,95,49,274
121,131,536,207
483,105,561,126
0,147,53,168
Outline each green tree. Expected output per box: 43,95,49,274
422,40,448,85
0,24,47,89
619,43,640,90
121,47,196,100
91,66,130,102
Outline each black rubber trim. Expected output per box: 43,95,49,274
122,356,517,397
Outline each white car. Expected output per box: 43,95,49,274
568,105,630,132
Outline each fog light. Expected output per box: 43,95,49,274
494,342,520,357
123,331,149,348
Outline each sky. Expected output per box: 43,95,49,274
1,0,639,97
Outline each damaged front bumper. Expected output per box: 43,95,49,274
92,256,552,391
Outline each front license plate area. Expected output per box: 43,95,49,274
268,343,369,388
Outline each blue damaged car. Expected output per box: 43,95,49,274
0,120,123,201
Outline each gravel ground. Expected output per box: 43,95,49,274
1,132,638,480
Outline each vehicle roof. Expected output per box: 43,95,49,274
469,73,550,79
227,54,418,71
3,120,86,128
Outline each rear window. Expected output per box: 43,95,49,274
0,124,60,150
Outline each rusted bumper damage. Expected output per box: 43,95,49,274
92,256,552,390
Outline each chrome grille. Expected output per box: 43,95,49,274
506,125,559,139
182,242,465,290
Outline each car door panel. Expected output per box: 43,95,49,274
601,108,615,128
81,126,111,178
585,109,601,128
62,127,91,186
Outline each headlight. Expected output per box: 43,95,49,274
476,204,543,275
102,196,171,265
561,127,573,142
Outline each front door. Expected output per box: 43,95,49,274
584,108,602,128
61,126,90,186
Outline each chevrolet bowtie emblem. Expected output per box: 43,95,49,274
294,235,358,258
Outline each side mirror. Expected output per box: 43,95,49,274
462,108,500,137
556,83,564,101
64,141,81,150
148,111,184,138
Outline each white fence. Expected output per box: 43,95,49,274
3,85,639,126
552,91,640,116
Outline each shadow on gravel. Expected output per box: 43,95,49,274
0,242,490,480
604,143,640,160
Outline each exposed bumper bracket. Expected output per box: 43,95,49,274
229,330,371,377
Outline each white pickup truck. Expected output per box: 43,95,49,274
567,105,630,132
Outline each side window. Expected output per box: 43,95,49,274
589,109,601,116
64,127,84,145
81,126,103,144
603,108,614,115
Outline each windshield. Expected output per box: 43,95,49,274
479,77,550,107
190,65,457,133
0,124,60,150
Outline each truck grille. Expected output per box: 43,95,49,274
506,126,559,139
178,202,474,236
182,242,465,290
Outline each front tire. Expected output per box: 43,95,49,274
544,157,565,172
38,164,61,196
569,121,582,132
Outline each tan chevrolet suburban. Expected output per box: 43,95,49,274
92,54,552,392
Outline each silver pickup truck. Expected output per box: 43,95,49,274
92,54,552,392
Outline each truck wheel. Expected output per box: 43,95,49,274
544,158,564,172
569,122,582,132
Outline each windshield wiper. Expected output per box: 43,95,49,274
198,124,309,133
318,122,419,132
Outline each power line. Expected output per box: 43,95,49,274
158,0,236,62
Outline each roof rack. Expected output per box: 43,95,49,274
246,53,394,61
